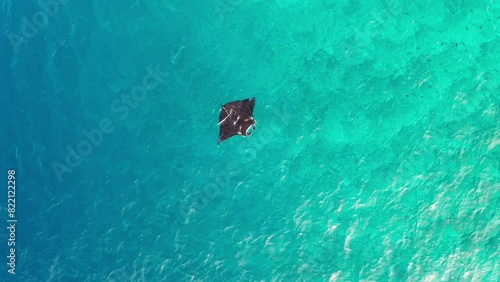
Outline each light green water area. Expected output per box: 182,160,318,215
167,1,500,280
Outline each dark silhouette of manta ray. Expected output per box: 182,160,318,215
217,97,257,145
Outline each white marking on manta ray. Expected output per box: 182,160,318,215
233,115,240,125
218,109,232,125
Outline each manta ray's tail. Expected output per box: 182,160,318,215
211,96,229,115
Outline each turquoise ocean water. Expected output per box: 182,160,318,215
1,0,499,281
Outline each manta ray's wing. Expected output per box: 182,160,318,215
218,107,234,144
217,97,256,144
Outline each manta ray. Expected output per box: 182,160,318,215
217,97,257,144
